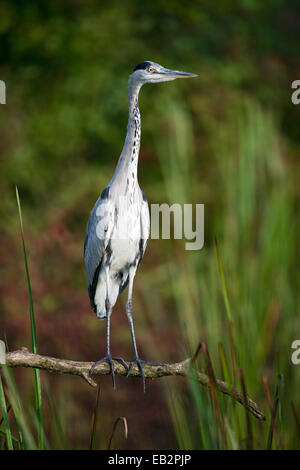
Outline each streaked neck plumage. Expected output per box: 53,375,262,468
112,76,142,187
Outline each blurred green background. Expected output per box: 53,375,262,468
1,0,300,449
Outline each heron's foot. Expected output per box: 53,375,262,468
89,355,129,389
127,357,161,393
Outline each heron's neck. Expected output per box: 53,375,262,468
113,80,142,186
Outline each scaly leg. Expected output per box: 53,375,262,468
90,275,128,388
125,270,163,392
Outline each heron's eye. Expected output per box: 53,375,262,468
148,66,154,73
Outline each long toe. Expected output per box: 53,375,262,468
112,356,129,374
126,358,147,393
107,356,116,390
90,357,106,376
89,355,116,390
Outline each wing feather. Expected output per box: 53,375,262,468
84,187,114,309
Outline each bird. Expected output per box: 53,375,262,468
84,60,197,391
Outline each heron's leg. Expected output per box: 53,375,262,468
90,271,128,387
90,301,128,387
125,269,148,392
126,301,147,392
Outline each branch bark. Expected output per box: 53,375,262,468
4,347,265,422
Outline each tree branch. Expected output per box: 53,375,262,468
4,347,265,421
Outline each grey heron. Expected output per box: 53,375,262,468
84,61,197,391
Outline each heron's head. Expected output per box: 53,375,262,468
130,61,197,85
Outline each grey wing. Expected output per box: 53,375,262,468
84,188,115,310
139,188,150,264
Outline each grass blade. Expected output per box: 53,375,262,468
218,343,231,387
0,372,13,449
89,386,101,450
1,365,36,449
267,384,279,450
15,187,44,449
0,428,19,445
45,388,68,450
214,239,233,322
238,368,253,450
291,401,300,448
107,417,128,450
200,342,227,448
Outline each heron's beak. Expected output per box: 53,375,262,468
160,68,198,79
